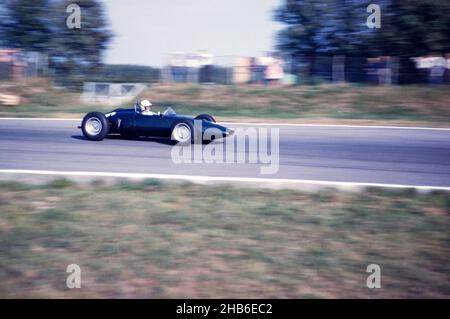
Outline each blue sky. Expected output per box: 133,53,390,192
101,0,282,66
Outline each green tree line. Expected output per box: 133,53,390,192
0,0,112,87
274,0,450,57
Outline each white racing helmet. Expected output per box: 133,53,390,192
139,99,152,111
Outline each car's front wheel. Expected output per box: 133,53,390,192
81,112,109,141
171,120,195,144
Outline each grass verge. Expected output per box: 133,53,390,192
0,179,449,298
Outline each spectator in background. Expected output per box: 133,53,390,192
250,57,259,84
430,56,446,85
413,55,447,85
378,56,391,85
445,54,450,84
265,58,284,86
366,57,379,84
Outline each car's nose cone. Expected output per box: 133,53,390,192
224,128,234,137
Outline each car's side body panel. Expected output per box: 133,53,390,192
106,109,135,135
135,113,173,137
104,108,230,139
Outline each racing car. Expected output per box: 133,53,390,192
79,101,234,144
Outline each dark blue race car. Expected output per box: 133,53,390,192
79,103,234,144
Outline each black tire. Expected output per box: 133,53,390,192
81,112,110,141
170,120,196,144
195,114,216,123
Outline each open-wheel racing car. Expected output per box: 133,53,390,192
79,101,234,144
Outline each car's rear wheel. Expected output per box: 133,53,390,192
195,114,216,123
81,112,109,141
171,120,195,144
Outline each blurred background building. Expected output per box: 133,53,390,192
164,51,214,83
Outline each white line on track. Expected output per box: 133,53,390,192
222,122,450,131
0,169,449,191
0,117,81,121
0,117,449,131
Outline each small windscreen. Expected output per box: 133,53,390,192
163,107,176,116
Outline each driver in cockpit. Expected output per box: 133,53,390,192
139,99,154,115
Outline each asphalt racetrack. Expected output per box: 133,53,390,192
0,118,449,189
